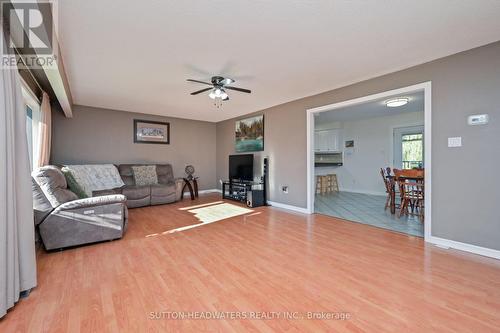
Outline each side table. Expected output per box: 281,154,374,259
181,177,199,200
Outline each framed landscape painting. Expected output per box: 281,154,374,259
235,115,264,152
134,119,170,144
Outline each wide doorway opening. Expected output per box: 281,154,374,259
307,83,432,240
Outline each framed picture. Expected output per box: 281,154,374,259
134,119,170,144
235,115,264,152
345,140,354,148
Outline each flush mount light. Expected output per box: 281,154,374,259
386,98,409,107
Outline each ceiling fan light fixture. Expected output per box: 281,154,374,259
386,98,409,108
189,76,250,106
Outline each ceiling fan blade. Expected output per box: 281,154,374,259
190,87,212,95
225,86,251,93
187,79,213,86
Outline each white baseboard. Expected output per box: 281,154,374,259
427,236,500,260
340,188,387,196
267,201,309,214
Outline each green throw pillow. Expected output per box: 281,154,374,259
62,169,88,199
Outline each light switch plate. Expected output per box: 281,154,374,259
448,137,462,148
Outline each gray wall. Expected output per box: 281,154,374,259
51,105,217,190
216,41,500,250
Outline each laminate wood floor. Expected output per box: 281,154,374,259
1,194,499,332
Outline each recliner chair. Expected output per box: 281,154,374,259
32,166,128,250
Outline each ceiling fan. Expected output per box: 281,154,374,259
187,76,251,105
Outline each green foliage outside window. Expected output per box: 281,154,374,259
402,133,423,169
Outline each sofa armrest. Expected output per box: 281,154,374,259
56,194,127,211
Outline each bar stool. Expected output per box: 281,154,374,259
316,175,325,194
316,174,339,194
327,174,339,192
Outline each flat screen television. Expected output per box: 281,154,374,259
229,154,254,182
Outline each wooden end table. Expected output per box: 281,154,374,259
181,177,199,200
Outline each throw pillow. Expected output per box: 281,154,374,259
132,165,158,186
61,169,88,199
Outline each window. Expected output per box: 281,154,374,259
393,125,424,170
401,133,423,169
22,84,41,170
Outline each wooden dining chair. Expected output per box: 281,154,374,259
398,181,424,222
380,168,393,210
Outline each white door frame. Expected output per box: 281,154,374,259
306,81,432,242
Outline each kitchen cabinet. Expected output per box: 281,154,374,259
314,129,342,152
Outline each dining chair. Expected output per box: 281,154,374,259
398,181,424,222
380,168,394,210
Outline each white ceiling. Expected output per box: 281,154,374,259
315,91,424,123
58,0,500,122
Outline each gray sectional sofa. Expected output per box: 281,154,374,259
119,164,183,208
32,166,128,250
32,163,184,250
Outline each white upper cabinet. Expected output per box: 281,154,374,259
314,129,342,152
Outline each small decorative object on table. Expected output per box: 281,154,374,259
185,165,195,180
181,166,198,200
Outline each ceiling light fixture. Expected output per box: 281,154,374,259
188,76,251,109
385,98,409,108
208,88,228,108
209,88,226,99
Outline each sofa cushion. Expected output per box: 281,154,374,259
122,185,150,200
119,164,174,186
93,188,123,197
150,183,176,205
32,166,78,208
118,164,136,186
151,183,176,197
156,164,174,184
132,165,158,186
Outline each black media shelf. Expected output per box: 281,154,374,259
222,181,265,206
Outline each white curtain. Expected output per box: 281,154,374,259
0,32,37,318
37,92,51,167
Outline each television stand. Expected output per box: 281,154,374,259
222,181,265,206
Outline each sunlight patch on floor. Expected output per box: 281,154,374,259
146,203,256,237
178,201,224,211
187,203,253,224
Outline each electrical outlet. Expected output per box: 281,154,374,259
282,186,289,194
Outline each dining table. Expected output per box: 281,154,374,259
387,174,424,214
